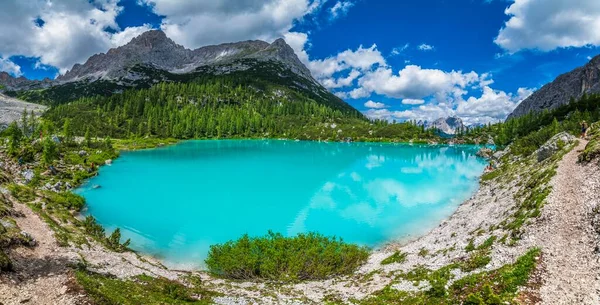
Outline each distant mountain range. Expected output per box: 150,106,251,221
509,54,600,119
427,116,465,136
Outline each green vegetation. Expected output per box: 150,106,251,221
42,80,437,143
381,251,408,265
462,93,600,154
360,248,540,305
205,231,369,281
75,270,216,305
580,122,600,162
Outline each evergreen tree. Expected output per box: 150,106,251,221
6,122,23,156
84,127,92,148
42,137,58,165
63,118,73,144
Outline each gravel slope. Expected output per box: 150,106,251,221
534,140,600,304
0,93,46,128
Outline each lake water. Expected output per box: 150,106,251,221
76,140,487,269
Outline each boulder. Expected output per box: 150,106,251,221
78,150,87,157
21,169,34,183
536,132,576,162
493,147,509,160
476,147,494,159
20,231,37,247
105,159,113,165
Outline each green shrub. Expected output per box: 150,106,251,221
205,231,369,281
107,228,131,252
8,184,36,203
460,252,492,272
45,191,85,211
82,216,105,239
381,251,407,265
0,249,13,272
75,271,213,304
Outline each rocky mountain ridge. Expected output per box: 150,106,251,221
508,54,600,119
0,30,316,90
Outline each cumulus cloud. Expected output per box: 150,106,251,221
321,70,361,89
358,65,482,100
363,86,535,125
495,0,600,52
0,0,160,74
140,0,325,49
0,57,21,76
285,32,387,91
364,100,387,109
330,1,354,19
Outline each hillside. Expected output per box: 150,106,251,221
1,30,355,116
508,54,600,119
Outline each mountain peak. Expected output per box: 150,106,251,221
427,116,465,136
127,30,174,49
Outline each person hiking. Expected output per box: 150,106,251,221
580,121,589,139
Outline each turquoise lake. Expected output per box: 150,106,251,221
76,140,487,269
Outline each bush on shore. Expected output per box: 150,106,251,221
205,231,369,281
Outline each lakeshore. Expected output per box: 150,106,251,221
1,130,598,304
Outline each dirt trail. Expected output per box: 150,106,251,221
534,140,600,304
0,201,89,305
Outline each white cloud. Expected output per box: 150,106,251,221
349,87,371,99
321,70,361,89
110,24,155,47
390,43,410,56
364,100,387,109
330,1,354,19
418,43,435,51
0,0,122,73
402,99,425,105
286,32,387,92
0,57,21,76
0,0,163,74
358,65,481,100
363,86,536,125
495,0,600,52
140,0,324,50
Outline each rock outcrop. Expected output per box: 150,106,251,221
508,54,600,119
536,132,576,162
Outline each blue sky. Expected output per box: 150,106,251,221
1,0,599,124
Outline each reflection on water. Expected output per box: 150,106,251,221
76,140,486,269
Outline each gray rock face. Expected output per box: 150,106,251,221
536,131,576,162
56,30,316,85
427,116,465,135
508,54,600,119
